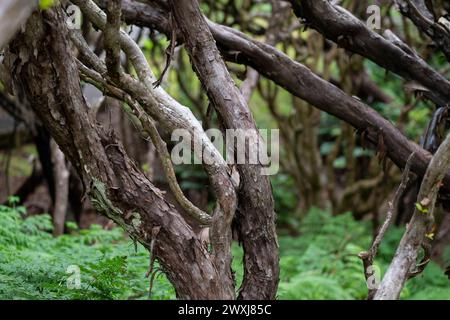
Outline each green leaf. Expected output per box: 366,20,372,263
7,196,20,206
39,0,56,10
415,202,429,214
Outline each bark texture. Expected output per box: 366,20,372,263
375,133,450,299
5,5,234,299
396,0,450,61
289,0,450,106
169,0,279,299
107,0,450,194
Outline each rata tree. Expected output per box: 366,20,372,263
2,0,278,299
1,0,449,300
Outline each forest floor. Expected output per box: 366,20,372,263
0,204,448,300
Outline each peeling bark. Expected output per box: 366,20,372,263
107,0,450,194
5,5,234,299
169,0,279,300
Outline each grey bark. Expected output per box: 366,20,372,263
375,132,450,299
5,5,234,299
169,0,279,300
105,0,450,196
396,0,450,61
288,0,450,106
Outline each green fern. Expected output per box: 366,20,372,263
0,205,175,300
0,204,448,300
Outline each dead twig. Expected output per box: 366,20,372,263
359,152,415,299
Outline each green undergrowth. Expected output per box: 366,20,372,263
0,202,174,300
276,208,449,300
0,204,448,300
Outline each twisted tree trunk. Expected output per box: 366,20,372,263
5,5,234,299
169,0,279,299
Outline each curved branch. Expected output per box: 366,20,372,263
288,0,450,106
375,132,450,299
71,0,237,228
106,0,450,193
75,57,213,225
396,0,450,61
169,0,279,300
5,5,229,299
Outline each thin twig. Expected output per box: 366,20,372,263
76,56,212,225
153,12,178,88
359,152,415,299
